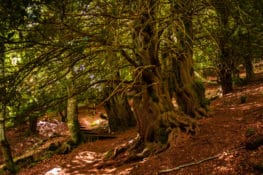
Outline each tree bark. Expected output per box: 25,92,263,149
66,68,82,144
133,68,196,144
160,1,206,118
104,84,136,132
29,114,38,134
244,55,254,81
243,31,254,81
213,1,234,94
131,0,196,145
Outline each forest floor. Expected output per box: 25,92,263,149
1,72,263,175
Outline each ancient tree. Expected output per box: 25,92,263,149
130,0,196,147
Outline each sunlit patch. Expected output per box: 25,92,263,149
74,151,103,164
45,167,67,175
37,119,69,137
215,165,234,172
118,167,133,175
103,167,117,173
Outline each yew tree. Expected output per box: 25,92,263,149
119,0,198,148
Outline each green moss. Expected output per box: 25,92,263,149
103,150,114,160
233,77,247,86
246,128,256,137
240,95,247,104
192,80,208,107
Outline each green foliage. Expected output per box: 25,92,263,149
240,95,247,104
0,0,262,156
232,77,247,86
246,128,256,137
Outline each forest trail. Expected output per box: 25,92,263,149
9,73,263,175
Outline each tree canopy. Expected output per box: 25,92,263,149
0,0,263,173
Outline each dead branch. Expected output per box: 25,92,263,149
158,146,244,174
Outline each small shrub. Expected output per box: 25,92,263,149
245,128,256,137
233,77,247,86
240,95,247,104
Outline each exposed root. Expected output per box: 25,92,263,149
96,134,169,169
95,134,141,169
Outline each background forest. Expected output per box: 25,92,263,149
0,0,263,174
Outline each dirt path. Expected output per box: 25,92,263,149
11,74,263,175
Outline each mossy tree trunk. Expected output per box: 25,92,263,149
165,1,207,118
66,68,82,144
131,0,196,145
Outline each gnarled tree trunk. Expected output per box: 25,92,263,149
168,0,207,118
133,68,196,144
131,0,196,146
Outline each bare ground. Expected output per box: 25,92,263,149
1,73,263,175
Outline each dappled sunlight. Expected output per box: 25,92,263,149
212,84,263,114
212,151,238,174
118,167,133,175
78,107,109,131
37,119,69,137
73,151,103,164
45,167,66,175
44,150,133,175
229,101,263,111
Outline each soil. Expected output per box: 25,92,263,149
1,73,263,175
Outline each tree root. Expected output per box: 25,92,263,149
158,146,244,174
96,134,169,169
95,134,141,169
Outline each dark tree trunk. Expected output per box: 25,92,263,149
103,73,136,132
244,55,254,81
219,64,233,94
243,31,254,81
213,1,234,94
60,109,67,122
29,114,38,134
104,90,136,132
